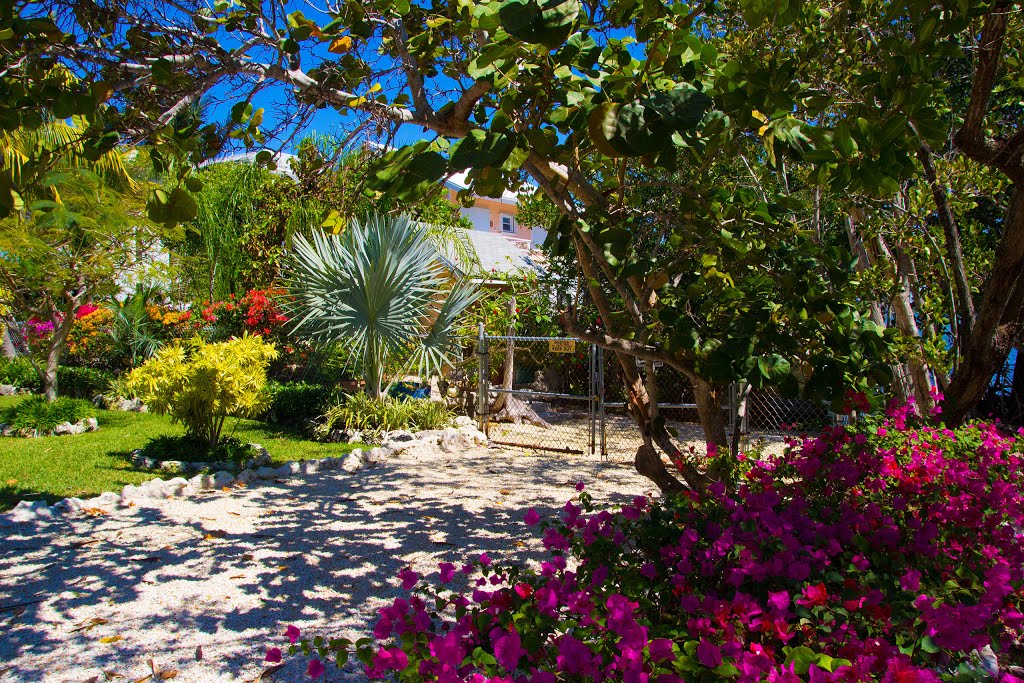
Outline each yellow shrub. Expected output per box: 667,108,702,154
126,334,278,445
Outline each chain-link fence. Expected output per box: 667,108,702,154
447,334,840,461
475,335,600,455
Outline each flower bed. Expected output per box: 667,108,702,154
274,403,1024,681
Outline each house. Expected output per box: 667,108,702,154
439,228,545,285
442,171,549,248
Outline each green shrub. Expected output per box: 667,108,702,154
318,393,454,438
138,435,256,467
0,356,41,390
126,334,278,446
57,366,114,399
1,396,96,432
264,381,338,427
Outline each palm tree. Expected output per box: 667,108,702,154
284,213,479,398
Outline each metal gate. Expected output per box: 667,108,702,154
468,329,838,460
474,329,603,456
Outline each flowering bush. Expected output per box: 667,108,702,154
272,404,1024,681
201,288,289,340
65,306,116,367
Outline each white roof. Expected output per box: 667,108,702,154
200,151,299,180
442,229,543,276
443,170,519,204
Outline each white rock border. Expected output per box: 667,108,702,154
128,443,273,474
1,421,489,524
0,416,99,438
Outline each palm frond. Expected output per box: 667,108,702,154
285,213,478,396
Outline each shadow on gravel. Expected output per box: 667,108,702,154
0,446,648,682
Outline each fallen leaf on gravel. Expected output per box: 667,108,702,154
204,530,227,539
499,489,512,495
230,574,245,579
228,511,240,516
514,541,525,548
157,672,177,680
83,508,108,516
71,538,100,547
131,676,152,683
82,676,99,683
221,486,232,492
103,671,123,680
70,617,109,632
277,565,288,571
199,517,216,521
99,635,123,644
131,556,161,563
246,664,284,682
241,554,254,561
195,645,203,661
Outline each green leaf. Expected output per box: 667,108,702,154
499,0,581,49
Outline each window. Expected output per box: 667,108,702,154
501,214,517,233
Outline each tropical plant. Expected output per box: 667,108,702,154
106,282,171,369
318,393,454,438
1,396,96,432
126,334,278,446
285,213,479,398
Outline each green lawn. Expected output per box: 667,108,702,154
0,395,362,511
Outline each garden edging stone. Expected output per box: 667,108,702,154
0,425,491,524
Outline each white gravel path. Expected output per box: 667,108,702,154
0,443,655,682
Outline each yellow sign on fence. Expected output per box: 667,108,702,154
548,339,576,354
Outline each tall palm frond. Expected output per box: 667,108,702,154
285,213,480,397
0,120,137,196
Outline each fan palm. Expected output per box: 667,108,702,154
285,213,480,398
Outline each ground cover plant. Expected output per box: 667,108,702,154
0,395,365,511
136,434,260,468
0,395,95,433
275,401,1024,681
318,393,456,439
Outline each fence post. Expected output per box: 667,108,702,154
476,322,489,439
588,342,596,456
598,345,607,460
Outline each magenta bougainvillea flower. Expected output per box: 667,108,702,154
305,658,324,678
268,403,1024,682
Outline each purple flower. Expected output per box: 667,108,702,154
284,624,300,644
438,562,456,583
696,638,722,668
491,627,527,670
399,568,418,590
524,508,540,526
767,590,790,611
649,638,675,662
306,659,325,679
264,647,282,663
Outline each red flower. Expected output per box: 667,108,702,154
796,582,828,607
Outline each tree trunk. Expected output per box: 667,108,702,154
692,378,728,451
1,325,17,359
946,189,1024,425
844,212,912,402
490,297,515,414
41,308,77,402
917,143,975,355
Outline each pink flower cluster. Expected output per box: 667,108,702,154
270,408,1024,681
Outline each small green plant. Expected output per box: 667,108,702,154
0,356,41,390
318,393,454,438
126,334,278,446
264,381,338,427
1,396,96,432
138,434,257,467
57,366,114,399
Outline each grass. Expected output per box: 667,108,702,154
0,394,365,512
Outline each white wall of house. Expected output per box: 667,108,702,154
462,206,492,232
531,226,548,247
